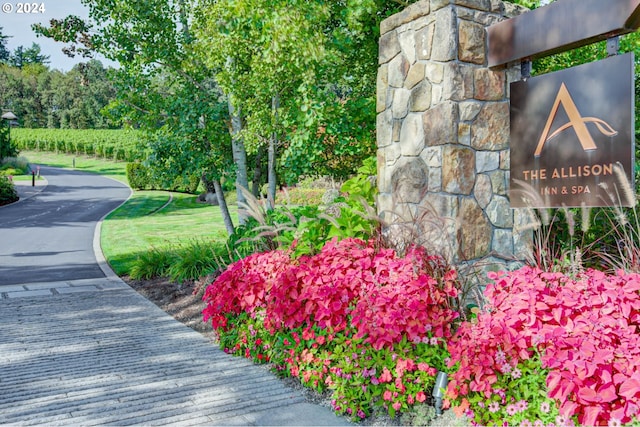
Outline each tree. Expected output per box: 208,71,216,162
195,0,409,200
8,43,50,69
0,27,10,63
0,59,117,129
34,0,240,233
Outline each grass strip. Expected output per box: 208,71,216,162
101,191,235,276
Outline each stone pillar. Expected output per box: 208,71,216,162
377,0,531,274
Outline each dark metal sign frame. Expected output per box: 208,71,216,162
488,0,640,68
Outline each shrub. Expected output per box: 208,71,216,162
1,156,30,175
0,176,19,206
168,240,225,283
445,266,640,426
0,125,18,160
0,167,22,176
129,247,176,280
126,162,154,190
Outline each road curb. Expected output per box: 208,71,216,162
93,178,133,283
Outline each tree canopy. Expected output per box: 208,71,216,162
0,59,117,128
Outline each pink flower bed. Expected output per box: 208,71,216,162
204,238,459,350
202,238,460,419
446,266,640,426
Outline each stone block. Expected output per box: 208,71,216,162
415,23,435,60
393,119,402,142
400,113,425,156
455,0,491,11
425,62,444,84
486,195,513,227
489,169,508,195
431,7,457,61
423,192,459,220
474,68,505,101
423,101,458,146
405,62,426,89
428,165,442,192
457,197,492,259
500,149,510,169
399,30,418,65
381,0,431,35
456,7,502,26
458,122,471,146
392,88,412,119
391,157,429,204
379,31,401,65
378,156,393,193
377,193,395,218
504,1,529,18
443,62,474,101
492,228,514,256
431,84,443,105
421,146,442,167
489,0,504,13
476,150,500,173
376,64,389,113
471,102,509,150
442,145,475,195
377,109,393,148
459,100,482,121
430,0,450,11
474,173,492,208
458,20,486,65
409,80,432,112
388,54,411,88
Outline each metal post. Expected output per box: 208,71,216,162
607,36,620,57
521,60,532,80
32,171,35,187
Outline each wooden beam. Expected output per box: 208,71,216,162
488,0,640,68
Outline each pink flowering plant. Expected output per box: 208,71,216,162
202,237,460,421
446,266,640,426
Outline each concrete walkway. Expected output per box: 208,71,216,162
1,175,349,426
0,283,348,426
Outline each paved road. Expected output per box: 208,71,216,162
0,166,131,285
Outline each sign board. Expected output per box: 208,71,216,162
488,0,640,68
510,53,635,208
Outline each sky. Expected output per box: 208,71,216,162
1,0,114,71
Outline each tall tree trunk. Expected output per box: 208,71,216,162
176,0,191,42
225,57,250,224
252,145,266,197
267,94,279,211
228,98,249,222
203,174,235,235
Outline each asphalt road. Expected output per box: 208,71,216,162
0,166,131,286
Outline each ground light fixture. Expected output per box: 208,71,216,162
1,111,17,121
432,371,448,416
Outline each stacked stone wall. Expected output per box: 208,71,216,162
377,0,531,272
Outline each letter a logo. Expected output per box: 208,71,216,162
534,83,618,157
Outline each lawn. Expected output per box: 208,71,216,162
102,191,234,275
